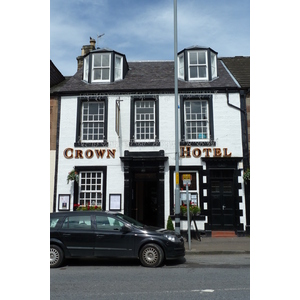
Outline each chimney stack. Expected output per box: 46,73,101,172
76,38,96,70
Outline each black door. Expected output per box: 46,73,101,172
58,214,95,256
210,169,236,230
94,214,134,257
133,173,158,227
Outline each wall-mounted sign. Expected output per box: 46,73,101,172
109,194,121,211
58,194,70,211
180,147,232,158
63,148,116,159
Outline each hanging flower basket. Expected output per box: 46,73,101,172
243,168,250,184
67,168,79,184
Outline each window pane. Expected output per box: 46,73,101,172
190,52,197,64
199,66,207,78
102,54,110,66
94,55,102,67
198,51,206,64
102,68,109,80
190,66,197,78
93,69,101,80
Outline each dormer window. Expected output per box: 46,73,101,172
178,46,218,82
82,49,128,83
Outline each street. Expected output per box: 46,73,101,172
50,254,250,300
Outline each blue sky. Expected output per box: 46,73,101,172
51,0,250,75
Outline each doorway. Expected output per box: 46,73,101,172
133,173,158,226
210,169,236,231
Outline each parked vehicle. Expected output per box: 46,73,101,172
50,211,185,268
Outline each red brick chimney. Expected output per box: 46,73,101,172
76,38,96,70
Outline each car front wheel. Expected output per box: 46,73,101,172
50,245,64,268
139,243,164,267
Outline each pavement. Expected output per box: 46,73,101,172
184,236,250,255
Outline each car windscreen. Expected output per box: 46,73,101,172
115,213,144,228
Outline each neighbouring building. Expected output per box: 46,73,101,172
51,39,250,236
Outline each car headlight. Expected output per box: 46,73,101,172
164,234,180,242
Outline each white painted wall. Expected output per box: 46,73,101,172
56,92,245,229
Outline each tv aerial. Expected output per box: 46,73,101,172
97,33,105,49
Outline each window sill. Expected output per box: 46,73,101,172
129,141,160,147
74,141,109,147
180,140,216,146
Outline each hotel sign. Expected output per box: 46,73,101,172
180,146,232,158
63,148,116,159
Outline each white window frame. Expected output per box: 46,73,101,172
83,55,89,82
188,50,208,81
79,171,103,207
114,55,123,81
178,53,184,79
184,100,210,141
134,100,155,142
211,52,217,79
92,53,111,82
174,171,200,207
81,102,105,142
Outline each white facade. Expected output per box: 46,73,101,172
55,92,246,233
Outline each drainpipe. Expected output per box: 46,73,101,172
226,88,250,235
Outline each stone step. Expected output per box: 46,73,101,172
211,231,237,237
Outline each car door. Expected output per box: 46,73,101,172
94,215,134,257
58,214,95,257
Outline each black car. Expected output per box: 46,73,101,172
50,211,185,268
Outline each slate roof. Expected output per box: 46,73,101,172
50,60,65,87
220,56,250,89
52,59,240,95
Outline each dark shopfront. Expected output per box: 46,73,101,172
120,150,168,228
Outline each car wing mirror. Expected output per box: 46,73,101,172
121,225,131,233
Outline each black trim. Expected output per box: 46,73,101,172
75,97,108,147
53,97,61,212
120,150,168,228
180,95,215,146
169,165,204,216
129,96,160,147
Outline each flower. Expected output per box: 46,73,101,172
180,204,200,216
75,205,102,211
67,168,79,184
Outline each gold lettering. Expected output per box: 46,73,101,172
213,148,222,157
192,148,201,158
180,146,191,158
75,150,83,159
223,148,232,157
85,149,94,159
107,149,116,158
203,148,212,157
95,149,106,159
63,148,73,159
